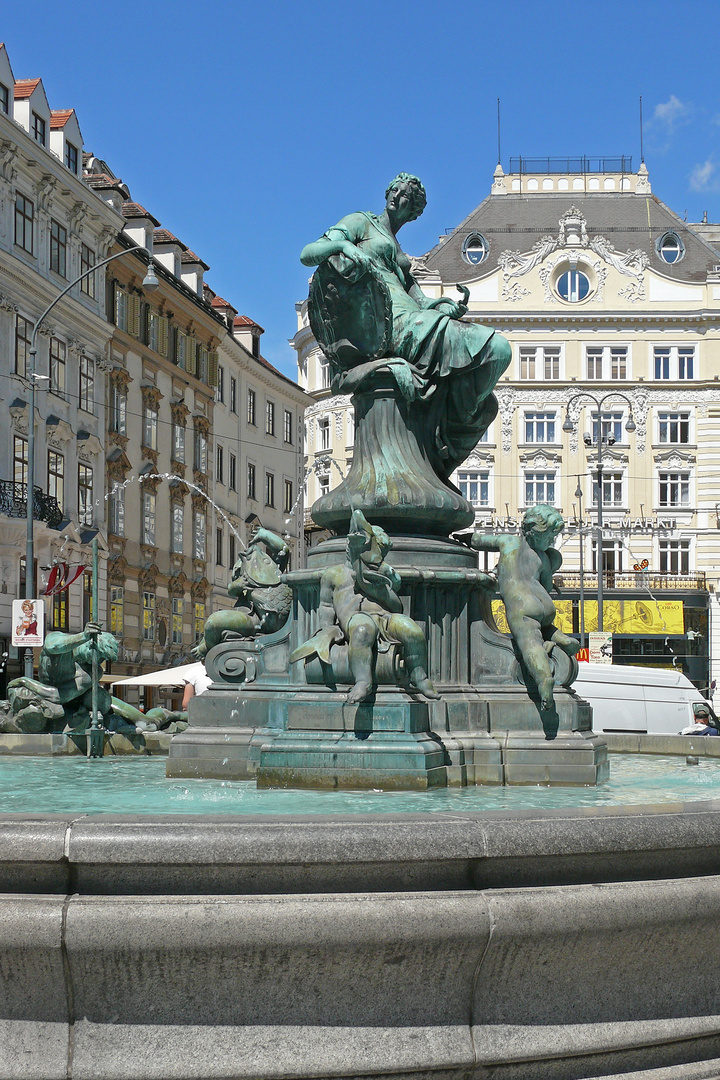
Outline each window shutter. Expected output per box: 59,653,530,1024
106,276,114,321
128,293,141,338
208,350,218,387
158,316,169,357
186,337,197,376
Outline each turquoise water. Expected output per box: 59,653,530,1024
0,753,718,814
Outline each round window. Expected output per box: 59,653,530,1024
462,233,488,266
556,269,590,302
657,231,684,264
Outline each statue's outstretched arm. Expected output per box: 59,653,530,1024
417,285,470,320
249,528,289,567
42,624,98,656
471,534,503,553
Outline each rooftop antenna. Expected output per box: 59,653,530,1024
497,98,501,166
639,95,644,164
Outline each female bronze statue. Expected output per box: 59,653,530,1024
301,173,511,499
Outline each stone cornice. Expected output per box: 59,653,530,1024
109,366,133,391
191,576,209,600
169,479,189,502
140,384,163,410
466,310,720,327
170,399,190,424
653,448,697,466
305,394,351,416
167,570,188,594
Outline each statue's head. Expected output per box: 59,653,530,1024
521,505,564,547
385,173,427,221
348,509,391,568
75,632,120,667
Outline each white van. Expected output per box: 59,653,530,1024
573,662,716,736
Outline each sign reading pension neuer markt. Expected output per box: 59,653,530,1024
11,598,45,649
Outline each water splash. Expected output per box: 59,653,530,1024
106,473,246,547
282,454,348,528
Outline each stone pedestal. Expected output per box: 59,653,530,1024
311,373,474,535
167,533,608,787
257,694,446,790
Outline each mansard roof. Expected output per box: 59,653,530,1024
424,188,720,285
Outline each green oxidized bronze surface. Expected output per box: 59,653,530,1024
301,172,512,538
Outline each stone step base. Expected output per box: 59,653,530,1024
257,730,448,790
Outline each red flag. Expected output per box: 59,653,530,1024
42,564,62,596
60,565,86,592
44,563,86,596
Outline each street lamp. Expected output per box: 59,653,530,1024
562,392,636,634
574,478,586,651
23,240,158,680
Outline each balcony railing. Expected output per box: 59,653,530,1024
0,479,63,529
558,571,706,591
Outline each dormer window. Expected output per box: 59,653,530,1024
65,142,78,174
32,111,46,146
0,83,8,115
462,233,489,266
656,231,684,264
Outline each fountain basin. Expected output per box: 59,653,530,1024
2,767,720,1079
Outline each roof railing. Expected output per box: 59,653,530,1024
508,156,633,175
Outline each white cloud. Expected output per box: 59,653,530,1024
651,95,689,132
690,159,718,191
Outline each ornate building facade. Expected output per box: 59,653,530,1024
0,44,124,686
294,160,720,691
206,300,310,620
86,160,310,678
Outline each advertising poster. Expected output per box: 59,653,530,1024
12,598,45,648
492,599,685,637
580,599,683,635
589,631,613,663
492,599,573,635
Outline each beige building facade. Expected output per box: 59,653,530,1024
0,45,124,688
295,160,720,692
86,161,310,680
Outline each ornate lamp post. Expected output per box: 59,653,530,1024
23,241,159,684
562,392,636,634
575,477,586,651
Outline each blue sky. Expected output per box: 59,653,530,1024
3,0,720,376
